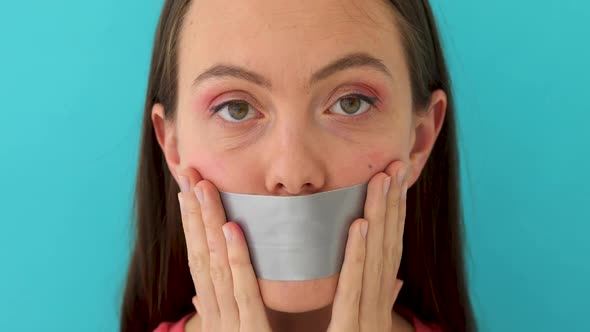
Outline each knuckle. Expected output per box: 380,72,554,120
389,198,400,210
206,239,219,255
234,289,259,306
336,286,361,306
367,260,383,277
227,254,250,269
384,244,396,262
372,215,386,227
188,252,209,274
360,309,378,324
185,203,200,214
209,263,230,283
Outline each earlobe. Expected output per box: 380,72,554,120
407,90,447,186
151,103,181,180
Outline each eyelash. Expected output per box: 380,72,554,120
209,92,379,125
333,93,378,122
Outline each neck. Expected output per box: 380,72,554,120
265,303,333,332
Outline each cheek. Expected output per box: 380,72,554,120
180,143,227,181
341,145,406,183
328,148,393,187
363,149,403,175
181,149,263,193
338,124,407,178
364,128,408,168
366,150,387,169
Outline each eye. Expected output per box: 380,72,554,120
329,94,377,116
212,100,257,123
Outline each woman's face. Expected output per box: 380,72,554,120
153,0,445,313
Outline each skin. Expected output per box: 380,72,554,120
151,0,447,330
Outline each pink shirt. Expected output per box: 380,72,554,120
154,308,442,332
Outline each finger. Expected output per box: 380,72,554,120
176,168,203,193
398,179,408,243
359,172,390,328
178,175,220,321
330,218,367,331
192,296,200,312
223,221,272,332
381,162,408,309
195,180,239,328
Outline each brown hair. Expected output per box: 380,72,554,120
119,0,477,331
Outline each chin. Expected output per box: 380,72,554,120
257,274,339,313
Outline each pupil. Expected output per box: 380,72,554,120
340,97,360,114
228,102,249,120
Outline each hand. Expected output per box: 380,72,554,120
327,161,409,332
177,168,273,332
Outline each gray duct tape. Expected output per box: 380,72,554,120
218,182,368,281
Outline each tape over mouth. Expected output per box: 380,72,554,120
219,182,368,281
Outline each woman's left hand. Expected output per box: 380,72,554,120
327,161,409,332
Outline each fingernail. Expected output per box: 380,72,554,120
397,166,407,186
222,224,233,243
383,176,392,197
178,176,190,193
194,186,204,205
401,182,408,200
360,220,368,239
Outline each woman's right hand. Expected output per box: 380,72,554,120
177,168,273,332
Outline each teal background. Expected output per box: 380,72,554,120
0,0,588,331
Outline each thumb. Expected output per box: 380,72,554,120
192,295,200,312
393,279,404,303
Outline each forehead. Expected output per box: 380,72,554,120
178,0,408,92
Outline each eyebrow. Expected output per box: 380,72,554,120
192,52,392,90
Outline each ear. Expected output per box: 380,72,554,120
151,103,181,181
407,89,447,186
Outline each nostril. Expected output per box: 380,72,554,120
275,182,316,196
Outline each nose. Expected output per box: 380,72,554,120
264,121,326,196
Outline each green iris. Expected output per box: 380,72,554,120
339,97,361,114
228,102,249,120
